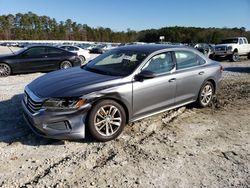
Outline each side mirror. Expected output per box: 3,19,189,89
135,70,156,81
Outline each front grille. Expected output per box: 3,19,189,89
24,92,43,114
215,46,226,52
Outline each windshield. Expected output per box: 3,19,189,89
83,49,148,76
13,47,28,54
220,38,238,44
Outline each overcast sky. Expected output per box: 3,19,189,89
0,0,249,31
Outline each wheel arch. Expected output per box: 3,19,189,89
233,48,238,52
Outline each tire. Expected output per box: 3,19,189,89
88,100,126,142
0,63,11,77
60,60,72,69
197,81,214,108
231,51,239,62
79,56,86,65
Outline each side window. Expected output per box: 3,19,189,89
239,39,243,45
175,51,201,70
68,46,75,51
243,38,247,44
142,52,174,74
48,47,64,55
23,47,46,57
73,47,79,51
197,55,206,65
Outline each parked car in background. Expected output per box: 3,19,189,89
0,45,81,77
213,37,250,61
89,44,113,54
22,45,222,142
59,45,90,64
194,43,214,58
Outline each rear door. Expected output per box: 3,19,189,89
173,50,206,105
132,51,176,119
46,47,67,70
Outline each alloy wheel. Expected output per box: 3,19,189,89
232,52,239,62
60,61,72,69
0,64,11,77
94,105,122,137
200,84,213,106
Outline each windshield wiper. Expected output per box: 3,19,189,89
83,66,116,76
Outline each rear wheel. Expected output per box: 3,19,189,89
0,63,11,77
60,60,72,69
88,100,126,142
79,56,86,65
197,81,214,108
231,51,239,62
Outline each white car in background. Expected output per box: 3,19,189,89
60,45,90,64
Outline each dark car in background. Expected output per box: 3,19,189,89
0,46,81,77
194,43,214,58
89,44,113,54
22,45,222,142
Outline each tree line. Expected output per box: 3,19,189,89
0,12,249,43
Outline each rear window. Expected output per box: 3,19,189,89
175,51,205,70
48,47,64,54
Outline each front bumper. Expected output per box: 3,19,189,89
22,100,91,140
214,51,233,56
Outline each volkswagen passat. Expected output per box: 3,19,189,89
22,45,222,141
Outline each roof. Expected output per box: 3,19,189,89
117,44,183,54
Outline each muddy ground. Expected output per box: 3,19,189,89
0,59,250,188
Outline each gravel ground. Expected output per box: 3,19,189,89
0,48,250,187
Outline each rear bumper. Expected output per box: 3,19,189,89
22,100,91,140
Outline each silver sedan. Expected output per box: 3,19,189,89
22,45,223,141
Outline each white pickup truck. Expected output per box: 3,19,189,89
213,37,250,61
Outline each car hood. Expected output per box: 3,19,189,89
28,67,123,98
0,53,15,59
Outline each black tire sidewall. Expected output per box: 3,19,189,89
197,81,214,108
87,100,126,142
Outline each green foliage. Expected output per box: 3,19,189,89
0,12,249,43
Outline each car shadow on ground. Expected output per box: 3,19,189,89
0,94,95,146
224,67,250,74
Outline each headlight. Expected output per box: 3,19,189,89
227,46,232,51
43,98,86,110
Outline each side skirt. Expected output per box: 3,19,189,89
130,100,195,123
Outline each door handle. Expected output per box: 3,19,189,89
198,71,205,75
44,55,48,58
169,78,176,82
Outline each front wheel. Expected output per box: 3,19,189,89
0,63,11,77
231,51,239,62
197,81,214,108
60,60,72,69
88,100,126,142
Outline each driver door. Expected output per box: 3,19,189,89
132,51,176,119
17,47,48,72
